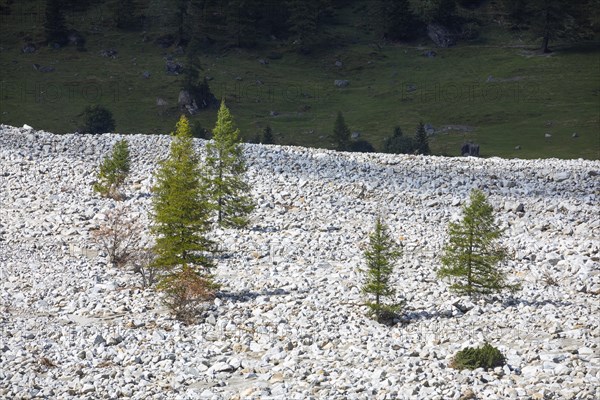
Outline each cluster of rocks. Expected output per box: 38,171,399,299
0,124,598,399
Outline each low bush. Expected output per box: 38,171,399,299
91,206,140,268
156,265,218,323
81,105,116,134
450,342,506,370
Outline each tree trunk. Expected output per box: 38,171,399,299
542,35,551,53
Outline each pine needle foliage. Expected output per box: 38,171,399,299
93,139,130,200
362,217,403,323
204,101,254,228
451,342,506,370
151,115,217,319
438,189,520,298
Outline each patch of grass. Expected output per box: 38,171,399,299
0,1,598,159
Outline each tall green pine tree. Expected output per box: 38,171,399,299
437,189,520,297
151,115,215,282
362,217,403,323
204,100,255,228
332,111,351,151
414,121,430,155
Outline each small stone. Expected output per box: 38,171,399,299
553,172,570,182
93,335,106,346
81,384,95,394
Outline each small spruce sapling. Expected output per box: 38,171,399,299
93,139,130,199
362,217,403,323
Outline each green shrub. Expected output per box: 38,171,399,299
451,342,506,370
349,139,375,153
81,105,116,134
383,126,416,154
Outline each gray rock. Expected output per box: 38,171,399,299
22,43,36,53
553,172,570,182
93,335,106,346
99,49,118,58
334,80,350,88
166,60,183,75
427,23,455,47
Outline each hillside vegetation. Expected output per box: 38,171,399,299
0,0,598,158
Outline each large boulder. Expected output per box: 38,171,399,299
166,60,183,75
21,43,36,53
334,80,350,88
178,90,193,107
427,24,455,48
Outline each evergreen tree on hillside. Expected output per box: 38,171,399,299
227,0,258,47
362,217,403,323
81,105,116,134
93,139,130,200
370,0,423,41
204,101,255,228
410,0,457,26
151,115,217,320
114,0,141,30
503,0,591,52
437,189,520,298
414,121,430,155
262,125,275,144
286,0,331,52
44,0,67,46
332,111,351,151
528,0,580,53
383,126,416,154
182,41,217,109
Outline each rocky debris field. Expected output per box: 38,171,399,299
0,124,599,400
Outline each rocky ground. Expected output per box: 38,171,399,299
0,124,599,400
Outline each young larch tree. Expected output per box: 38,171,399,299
204,100,254,228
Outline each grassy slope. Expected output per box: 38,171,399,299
0,1,598,159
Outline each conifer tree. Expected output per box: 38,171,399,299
204,101,254,228
438,189,520,298
183,42,217,110
226,0,258,47
262,125,274,144
332,111,351,151
44,0,67,46
414,121,430,155
93,139,130,200
287,0,319,53
383,125,415,154
362,217,403,323
151,115,216,319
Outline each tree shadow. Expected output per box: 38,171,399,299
218,288,291,303
501,297,573,308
